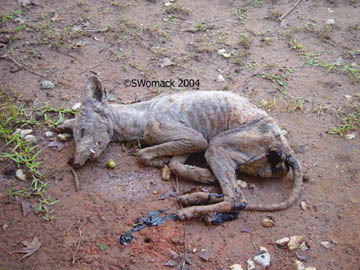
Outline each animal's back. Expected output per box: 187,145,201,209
150,91,268,140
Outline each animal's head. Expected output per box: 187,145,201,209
57,77,113,167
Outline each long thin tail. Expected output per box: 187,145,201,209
245,155,303,211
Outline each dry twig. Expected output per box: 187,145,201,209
71,167,80,192
279,0,303,21
72,226,82,264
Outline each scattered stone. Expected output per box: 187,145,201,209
16,169,26,181
161,165,171,181
304,267,317,270
57,133,71,142
295,251,307,262
24,134,37,142
164,1,173,7
262,217,275,227
320,241,331,249
107,159,116,169
230,264,243,270
276,237,290,247
247,258,256,270
192,248,197,253
326,19,335,25
160,57,175,68
44,131,54,138
41,80,55,89
2,224,9,231
47,141,64,151
253,247,270,267
21,200,32,217
15,128,32,139
345,133,355,140
216,74,225,82
288,235,304,250
199,249,211,261
218,48,231,58
237,180,248,189
300,201,308,211
72,102,82,111
299,241,309,251
294,259,305,270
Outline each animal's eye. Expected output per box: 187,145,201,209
80,129,87,138
96,141,101,147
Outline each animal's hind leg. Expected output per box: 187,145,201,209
169,155,217,185
178,192,224,206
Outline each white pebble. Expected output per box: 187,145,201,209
237,180,248,189
247,258,255,270
299,241,309,251
276,237,290,246
288,235,304,250
24,134,37,142
217,74,225,82
294,259,305,270
45,131,54,138
230,264,243,270
16,169,26,181
253,249,270,267
72,102,82,111
320,241,331,249
326,19,335,25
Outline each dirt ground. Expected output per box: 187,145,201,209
0,0,359,269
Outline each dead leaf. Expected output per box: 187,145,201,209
11,236,41,260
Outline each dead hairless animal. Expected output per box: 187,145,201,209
58,77,303,221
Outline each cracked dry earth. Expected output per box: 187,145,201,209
0,0,359,270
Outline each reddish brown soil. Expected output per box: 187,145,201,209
0,0,359,269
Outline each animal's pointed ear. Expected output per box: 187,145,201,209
84,76,105,103
56,119,76,133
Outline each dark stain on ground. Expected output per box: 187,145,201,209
119,210,178,245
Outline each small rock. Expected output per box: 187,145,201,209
237,180,248,189
192,248,197,253
300,201,308,210
230,264,243,270
304,267,317,270
41,80,55,89
24,134,37,142
247,258,256,270
276,237,290,246
16,169,26,181
262,217,275,227
161,165,171,181
295,251,307,262
288,235,304,250
299,241,309,251
326,19,335,25
345,133,355,140
160,57,175,68
294,259,305,270
320,241,331,249
2,224,9,231
199,249,211,261
16,128,32,139
72,102,82,111
57,133,71,142
253,248,270,267
164,1,173,7
218,48,231,58
216,74,225,82
44,131,54,138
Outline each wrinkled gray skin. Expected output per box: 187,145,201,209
58,77,303,220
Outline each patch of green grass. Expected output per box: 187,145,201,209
0,10,23,23
330,104,360,137
0,92,73,220
259,97,277,111
232,8,247,24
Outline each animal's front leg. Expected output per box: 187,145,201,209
138,123,208,167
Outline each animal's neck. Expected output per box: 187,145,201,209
107,101,151,142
